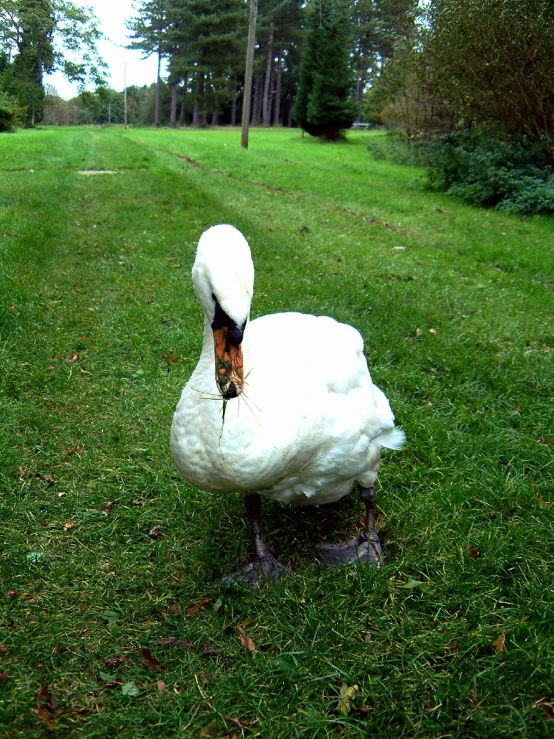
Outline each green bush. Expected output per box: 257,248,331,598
0,91,22,132
424,132,554,216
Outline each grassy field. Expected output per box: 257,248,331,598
0,126,553,738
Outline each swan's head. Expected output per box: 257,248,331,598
192,224,254,400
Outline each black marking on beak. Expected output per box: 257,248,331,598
211,293,246,345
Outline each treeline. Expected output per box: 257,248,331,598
42,84,168,126
124,0,416,128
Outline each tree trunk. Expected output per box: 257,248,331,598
180,74,188,126
273,54,282,126
154,49,162,126
262,19,274,126
252,72,262,125
231,74,238,126
212,110,219,125
288,95,295,127
241,0,258,147
170,83,177,126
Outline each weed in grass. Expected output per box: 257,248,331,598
0,127,553,738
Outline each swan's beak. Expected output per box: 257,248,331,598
213,327,244,399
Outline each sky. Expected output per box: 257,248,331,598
44,0,166,100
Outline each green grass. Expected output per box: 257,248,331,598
1,126,553,738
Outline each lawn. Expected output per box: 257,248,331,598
0,125,553,739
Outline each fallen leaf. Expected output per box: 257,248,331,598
429,328,437,335
0,672,9,682
141,647,163,671
188,597,215,614
152,637,194,648
105,656,127,668
63,521,74,531
121,681,140,697
338,683,359,716
493,633,506,652
229,717,253,728
401,578,425,589
99,671,118,682
156,679,166,694
100,501,114,516
37,684,55,728
199,670,210,685
148,525,163,539
237,623,256,654
198,719,225,738
467,548,481,558
203,648,224,657
69,353,81,362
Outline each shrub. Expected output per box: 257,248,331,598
0,91,22,132
423,131,554,216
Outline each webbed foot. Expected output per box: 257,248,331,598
316,486,384,568
316,531,383,567
221,553,292,588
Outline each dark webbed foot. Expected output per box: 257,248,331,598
316,486,384,568
221,553,292,588
220,493,292,588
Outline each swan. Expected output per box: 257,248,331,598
170,224,405,585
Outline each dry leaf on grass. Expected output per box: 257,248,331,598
237,622,256,653
187,597,215,613
156,680,166,695
63,521,74,531
493,633,506,652
105,656,127,668
338,683,359,716
100,501,114,515
37,684,56,728
141,647,163,670
229,717,253,728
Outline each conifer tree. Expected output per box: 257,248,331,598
294,0,356,140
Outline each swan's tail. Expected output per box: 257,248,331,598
375,427,406,451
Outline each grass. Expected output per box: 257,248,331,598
0,125,553,739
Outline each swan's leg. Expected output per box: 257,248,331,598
316,486,383,567
220,494,292,588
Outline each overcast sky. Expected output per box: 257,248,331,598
44,0,166,99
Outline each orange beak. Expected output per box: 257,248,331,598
213,327,244,398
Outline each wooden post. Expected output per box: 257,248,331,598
241,0,258,148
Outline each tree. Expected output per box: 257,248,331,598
169,0,247,126
127,0,172,126
421,0,554,163
0,0,105,126
294,0,357,140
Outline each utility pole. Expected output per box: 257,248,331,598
124,61,128,129
241,0,258,149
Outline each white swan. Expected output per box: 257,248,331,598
171,224,405,585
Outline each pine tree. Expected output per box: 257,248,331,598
294,0,357,140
